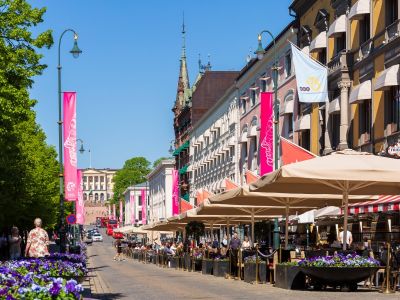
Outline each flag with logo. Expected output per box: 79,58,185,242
291,43,328,103
63,92,78,200
76,170,85,225
141,188,147,225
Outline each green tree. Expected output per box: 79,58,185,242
0,0,55,231
152,157,171,168
112,157,151,203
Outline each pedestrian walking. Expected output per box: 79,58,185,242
8,226,21,260
25,218,49,258
0,229,8,260
113,239,124,261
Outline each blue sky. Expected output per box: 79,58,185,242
29,0,293,169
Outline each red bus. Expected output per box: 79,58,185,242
106,219,118,235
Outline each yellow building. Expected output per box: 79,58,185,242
290,0,400,156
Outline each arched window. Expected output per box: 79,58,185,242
83,193,87,201
95,193,99,202
100,193,104,202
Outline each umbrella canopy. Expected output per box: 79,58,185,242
250,149,400,195
250,149,400,249
196,199,315,245
295,206,341,224
209,186,374,207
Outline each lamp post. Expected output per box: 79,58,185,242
255,30,281,250
58,29,82,253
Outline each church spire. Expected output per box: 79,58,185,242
176,13,190,109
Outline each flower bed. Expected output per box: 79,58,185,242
0,253,87,299
297,253,379,268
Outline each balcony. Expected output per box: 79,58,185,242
385,19,400,43
354,38,373,63
328,51,351,76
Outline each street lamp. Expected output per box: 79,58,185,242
77,138,85,154
58,29,82,253
256,30,280,250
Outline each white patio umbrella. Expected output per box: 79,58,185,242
250,149,400,249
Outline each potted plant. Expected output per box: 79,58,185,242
193,252,203,272
296,253,379,291
213,257,230,277
243,256,267,284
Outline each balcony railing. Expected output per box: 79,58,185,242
385,19,400,43
328,51,350,75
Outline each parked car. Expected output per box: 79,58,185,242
113,231,124,239
92,233,103,242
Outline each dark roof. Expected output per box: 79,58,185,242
236,20,297,81
191,71,239,126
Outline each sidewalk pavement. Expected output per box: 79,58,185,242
83,245,113,300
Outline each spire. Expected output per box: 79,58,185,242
175,12,190,109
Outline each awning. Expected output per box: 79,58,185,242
349,0,371,20
349,80,371,104
240,131,248,143
294,114,311,131
281,100,294,115
328,97,340,114
374,64,400,91
173,140,190,156
179,164,189,175
248,125,258,137
348,195,400,214
327,14,346,37
310,31,327,52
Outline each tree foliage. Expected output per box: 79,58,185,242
0,0,57,231
112,157,151,203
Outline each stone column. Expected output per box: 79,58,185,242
338,81,351,150
323,98,332,154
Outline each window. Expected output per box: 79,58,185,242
318,48,327,65
250,90,256,106
386,0,398,26
138,211,142,221
335,34,345,55
359,14,370,45
287,113,293,136
242,143,248,160
94,194,99,202
385,86,400,132
83,193,87,201
261,76,267,92
331,114,340,149
359,100,372,140
242,99,247,114
230,146,234,157
100,193,104,202
138,195,142,206
83,176,87,182
300,130,311,151
285,52,292,77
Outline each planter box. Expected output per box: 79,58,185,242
193,259,202,272
275,265,306,290
169,257,179,269
213,260,229,277
202,259,213,275
183,253,191,271
244,262,267,284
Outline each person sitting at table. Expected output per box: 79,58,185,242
338,226,353,248
241,236,251,250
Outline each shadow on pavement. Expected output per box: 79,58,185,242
89,265,109,271
86,292,124,300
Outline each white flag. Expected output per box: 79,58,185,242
291,43,328,103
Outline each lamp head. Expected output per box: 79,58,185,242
255,34,265,60
70,33,82,59
79,143,85,154
168,145,174,154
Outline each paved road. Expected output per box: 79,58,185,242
87,231,398,300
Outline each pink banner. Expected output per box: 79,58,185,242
260,92,274,176
108,204,111,219
141,188,147,225
76,170,85,225
119,200,123,224
113,203,116,220
129,191,135,225
63,92,78,201
172,169,179,215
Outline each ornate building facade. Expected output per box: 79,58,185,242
81,168,117,205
